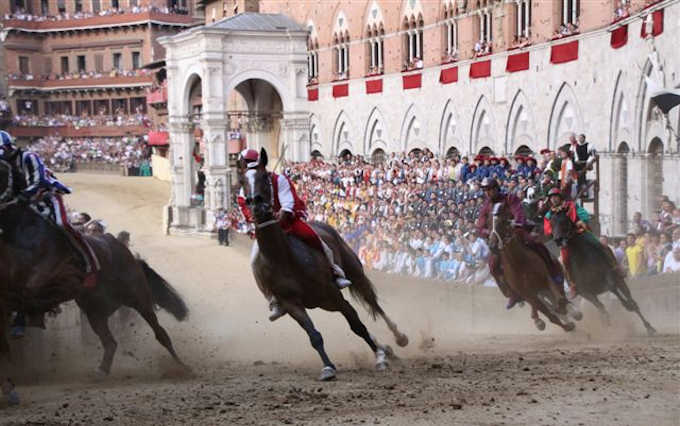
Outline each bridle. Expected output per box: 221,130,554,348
245,170,279,230
551,204,576,245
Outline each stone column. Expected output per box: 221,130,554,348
168,117,194,226
281,112,311,162
201,115,229,228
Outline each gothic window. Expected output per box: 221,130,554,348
403,16,424,70
366,26,384,75
562,0,579,25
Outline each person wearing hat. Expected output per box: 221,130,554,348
495,157,509,179
515,155,528,178
525,156,537,177
237,148,354,322
476,177,565,309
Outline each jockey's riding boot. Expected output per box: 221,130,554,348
268,298,286,322
322,241,353,289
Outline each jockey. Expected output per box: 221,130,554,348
236,149,352,321
0,133,99,288
476,177,564,309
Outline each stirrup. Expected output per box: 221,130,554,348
335,277,352,289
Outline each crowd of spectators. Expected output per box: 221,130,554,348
552,22,580,39
473,40,492,57
613,202,680,276
29,136,151,170
8,68,151,82
3,5,189,22
230,145,679,284
12,111,150,129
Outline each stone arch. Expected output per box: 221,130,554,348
547,82,583,149
610,71,632,152
333,110,357,155
636,58,666,152
180,69,203,117
364,107,388,155
332,10,350,37
478,146,494,155
644,136,664,219
506,90,535,154
401,0,424,22
514,144,533,156
225,69,293,113
371,147,386,164
306,19,319,47
400,103,427,152
439,99,462,157
470,95,497,154
364,0,385,36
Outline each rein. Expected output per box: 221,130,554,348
255,218,279,229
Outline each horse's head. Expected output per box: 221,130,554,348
549,207,574,247
240,148,274,224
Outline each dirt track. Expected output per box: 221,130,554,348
2,174,679,425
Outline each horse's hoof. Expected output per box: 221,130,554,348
94,367,109,378
319,366,336,381
396,334,409,347
534,318,546,331
646,327,657,336
376,361,389,371
564,322,576,332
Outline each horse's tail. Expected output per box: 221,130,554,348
313,223,384,319
139,259,189,321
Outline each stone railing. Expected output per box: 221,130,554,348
1,11,195,32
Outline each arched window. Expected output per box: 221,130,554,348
366,25,385,75
403,15,424,70
478,146,494,156
442,6,458,62
310,150,324,160
445,146,459,159
307,23,319,83
371,148,386,164
514,145,533,156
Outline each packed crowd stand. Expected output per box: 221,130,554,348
12,112,150,129
8,68,152,82
3,5,189,22
230,144,680,284
28,136,151,171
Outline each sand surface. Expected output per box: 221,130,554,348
1,173,679,425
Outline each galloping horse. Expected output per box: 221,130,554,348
0,159,189,374
489,202,581,331
549,209,656,335
242,148,408,381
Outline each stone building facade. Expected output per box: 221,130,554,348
167,0,679,236
0,0,200,139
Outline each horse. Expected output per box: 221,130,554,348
488,202,581,332
242,148,408,381
0,159,189,375
549,208,656,335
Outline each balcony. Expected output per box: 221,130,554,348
1,11,196,33
146,86,168,105
7,124,148,138
8,75,153,91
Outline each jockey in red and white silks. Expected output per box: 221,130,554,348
237,149,351,321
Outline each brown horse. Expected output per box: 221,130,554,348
549,208,656,335
242,148,408,381
488,202,581,332
0,159,188,375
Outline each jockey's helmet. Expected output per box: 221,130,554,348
548,187,562,198
480,177,499,190
0,130,13,147
239,148,259,169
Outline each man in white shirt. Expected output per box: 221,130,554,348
663,245,680,273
